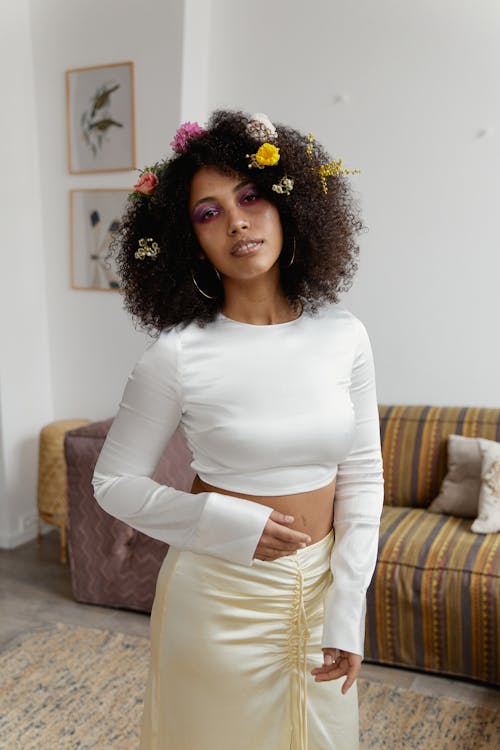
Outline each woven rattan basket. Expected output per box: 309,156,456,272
37,419,90,563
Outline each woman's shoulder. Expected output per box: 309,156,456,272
133,324,182,374
316,300,362,327
317,302,374,349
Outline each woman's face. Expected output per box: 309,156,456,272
188,166,284,280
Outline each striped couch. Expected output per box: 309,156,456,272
365,405,500,685
66,406,500,686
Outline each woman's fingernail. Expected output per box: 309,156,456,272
325,654,333,665
285,515,294,521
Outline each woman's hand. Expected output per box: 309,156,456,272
254,511,312,561
311,648,362,694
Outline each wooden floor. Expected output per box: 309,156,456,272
1,529,499,710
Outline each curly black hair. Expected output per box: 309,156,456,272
112,108,364,336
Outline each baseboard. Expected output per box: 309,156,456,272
0,521,54,550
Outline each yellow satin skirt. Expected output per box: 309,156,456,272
139,529,359,750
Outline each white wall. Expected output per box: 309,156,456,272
0,0,186,547
207,0,500,407
0,0,53,546
2,0,498,547
180,0,212,121
29,0,185,421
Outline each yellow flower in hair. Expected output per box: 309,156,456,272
255,143,280,166
246,142,280,169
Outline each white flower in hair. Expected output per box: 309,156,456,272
246,112,278,142
272,176,294,195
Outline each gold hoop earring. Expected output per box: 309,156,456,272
284,236,296,268
191,262,222,300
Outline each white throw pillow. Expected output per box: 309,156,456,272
471,437,500,534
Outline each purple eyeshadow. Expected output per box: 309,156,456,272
193,205,217,223
192,184,261,223
240,186,260,201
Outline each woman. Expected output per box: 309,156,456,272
92,109,384,750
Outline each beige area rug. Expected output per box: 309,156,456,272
0,622,499,749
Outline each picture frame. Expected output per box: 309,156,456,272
70,189,129,291
66,61,136,174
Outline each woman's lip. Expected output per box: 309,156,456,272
231,240,263,257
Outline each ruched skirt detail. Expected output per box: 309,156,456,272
139,529,359,749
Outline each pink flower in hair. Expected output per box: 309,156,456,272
170,121,206,153
133,170,159,195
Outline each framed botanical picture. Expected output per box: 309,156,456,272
66,61,136,173
70,189,128,291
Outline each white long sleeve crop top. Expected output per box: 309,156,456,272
92,302,384,657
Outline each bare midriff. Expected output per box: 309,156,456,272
191,474,336,544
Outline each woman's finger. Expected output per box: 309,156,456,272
255,548,292,561
269,511,295,525
256,544,307,560
258,535,305,554
341,664,360,694
311,649,361,687
266,518,312,547
323,649,339,665
311,648,340,674
313,669,346,682
253,546,275,560
311,663,346,681
269,547,303,558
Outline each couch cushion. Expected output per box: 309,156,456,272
365,505,500,684
428,434,482,517
377,505,500,572
379,405,500,509
471,438,500,534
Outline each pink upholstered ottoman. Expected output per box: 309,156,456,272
64,419,195,612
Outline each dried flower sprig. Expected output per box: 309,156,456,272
246,113,278,142
306,132,360,194
135,237,160,260
272,175,294,195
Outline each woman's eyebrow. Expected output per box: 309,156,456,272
192,179,254,209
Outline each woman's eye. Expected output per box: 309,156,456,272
241,191,260,204
200,208,219,221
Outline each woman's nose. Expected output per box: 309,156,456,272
227,210,249,234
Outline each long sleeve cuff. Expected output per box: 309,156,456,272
319,490,383,657
321,586,367,657
194,491,274,565
92,471,274,567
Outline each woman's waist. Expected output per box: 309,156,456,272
191,474,336,544
173,528,334,595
